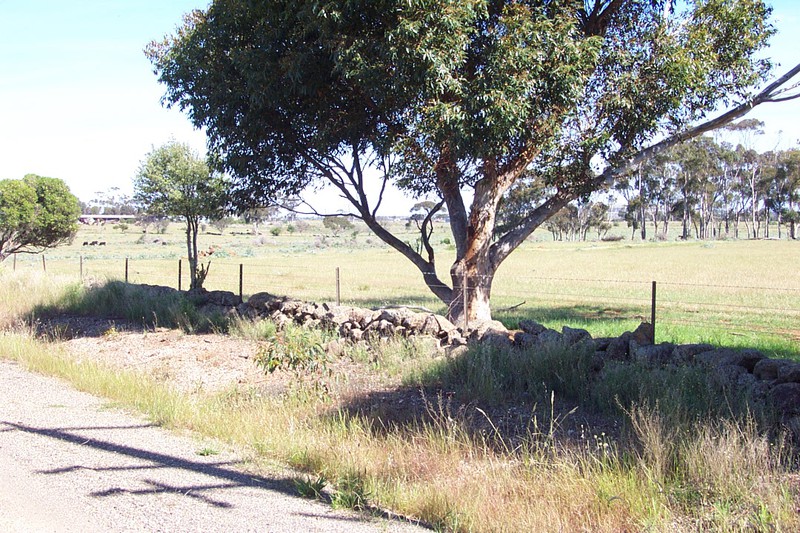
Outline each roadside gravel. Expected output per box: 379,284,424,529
0,360,427,532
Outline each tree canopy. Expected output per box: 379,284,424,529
134,141,228,290
0,174,80,261
148,0,800,323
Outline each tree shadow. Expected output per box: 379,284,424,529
2,420,297,505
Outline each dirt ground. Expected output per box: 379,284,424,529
60,318,268,395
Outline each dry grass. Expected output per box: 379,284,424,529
2,255,799,531
9,222,800,356
3,322,797,532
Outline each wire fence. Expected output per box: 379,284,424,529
7,252,800,345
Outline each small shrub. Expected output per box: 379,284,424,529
600,235,624,242
270,227,282,236
254,323,334,397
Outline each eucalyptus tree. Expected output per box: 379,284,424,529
0,174,80,261
134,141,228,290
774,149,800,239
148,0,800,324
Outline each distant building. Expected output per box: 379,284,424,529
79,214,137,225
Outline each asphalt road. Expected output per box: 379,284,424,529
0,360,426,532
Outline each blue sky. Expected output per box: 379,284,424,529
1,1,798,208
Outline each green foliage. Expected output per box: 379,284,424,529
269,226,281,237
416,341,594,405
294,474,328,500
254,323,333,397
331,470,371,511
33,280,223,333
0,174,80,260
321,216,354,235
148,0,780,322
134,141,228,289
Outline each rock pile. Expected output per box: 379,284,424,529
185,287,800,421
239,292,467,346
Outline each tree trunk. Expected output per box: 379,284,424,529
186,216,200,290
446,259,495,327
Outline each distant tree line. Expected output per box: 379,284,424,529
616,120,800,241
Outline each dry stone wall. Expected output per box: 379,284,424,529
185,288,800,422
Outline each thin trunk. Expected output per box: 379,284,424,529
185,218,197,290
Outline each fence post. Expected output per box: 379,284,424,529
125,257,129,283
80,255,83,280
42,255,46,273
239,263,243,301
178,259,182,291
13,254,16,271
336,267,341,306
651,281,657,344
463,270,469,331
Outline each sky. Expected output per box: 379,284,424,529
1,1,799,212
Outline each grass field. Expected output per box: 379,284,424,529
7,219,800,357
3,223,800,531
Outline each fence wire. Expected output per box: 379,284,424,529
8,254,800,343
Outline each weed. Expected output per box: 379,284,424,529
294,474,327,499
331,470,371,511
196,447,219,456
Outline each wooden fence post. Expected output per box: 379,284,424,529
80,255,83,280
651,281,657,344
125,258,129,283
178,259,182,291
42,255,46,273
239,263,243,301
336,267,341,306
463,270,469,331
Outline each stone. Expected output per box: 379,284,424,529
709,364,747,389
777,362,800,384
280,299,303,315
400,312,428,332
562,326,591,345
377,308,414,325
247,292,284,311
632,343,676,367
518,320,547,335
513,331,538,347
753,358,793,381
593,337,614,351
672,343,715,365
631,322,654,345
536,329,563,346
206,290,241,307
482,331,514,349
767,383,800,415
467,320,508,343
445,344,470,359
325,339,348,357
693,348,763,370
605,332,632,361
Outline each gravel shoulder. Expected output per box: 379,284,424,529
0,358,426,532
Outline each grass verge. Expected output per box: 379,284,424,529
2,327,797,532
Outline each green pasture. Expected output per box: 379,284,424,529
7,220,800,357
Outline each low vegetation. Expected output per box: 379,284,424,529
1,272,798,532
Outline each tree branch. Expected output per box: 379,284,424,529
601,62,800,184
489,190,573,268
